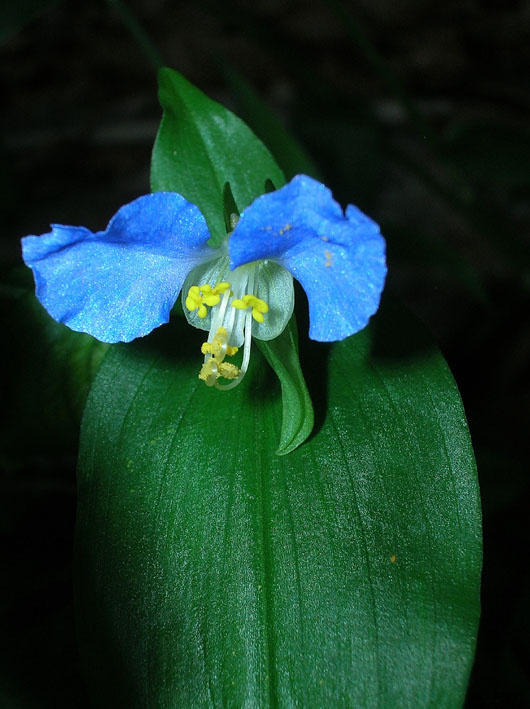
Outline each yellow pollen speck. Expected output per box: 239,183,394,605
279,223,292,235
324,249,333,267
321,236,329,242
390,554,397,563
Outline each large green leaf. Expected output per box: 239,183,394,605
151,68,285,246
75,302,481,707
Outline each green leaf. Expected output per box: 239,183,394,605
256,315,313,455
151,67,285,246
75,302,481,707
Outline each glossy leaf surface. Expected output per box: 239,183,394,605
76,302,481,707
151,68,285,247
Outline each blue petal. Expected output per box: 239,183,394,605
229,175,387,342
22,192,215,343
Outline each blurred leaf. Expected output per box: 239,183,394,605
105,0,164,71
0,0,61,44
256,315,313,455
222,62,321,180
0,268,108,466
387,225,487,303
324,0,437,145
75,301,481,707
299,115,383,209
446,120,530,189
151,67,285,247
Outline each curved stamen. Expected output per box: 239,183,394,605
215,308,252,390
195,264,266,389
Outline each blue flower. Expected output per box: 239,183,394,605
22,175,386,389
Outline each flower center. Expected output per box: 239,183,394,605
185,265,269,390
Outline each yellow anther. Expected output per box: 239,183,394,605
199,358,240,383
200,326,239,357
212,327,227,356
218,362,240,379
186,282,232,318
198,358,217,383
185,285,208,318
201,290,221,307
232,294,269,323
201,282,231,295
198,359,240,382
185,285,201,310
198,349,240,383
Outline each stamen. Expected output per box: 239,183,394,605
214,308,252,390
198,326,241,387
194,266,268,390
185,282,232,319
232,294,269,322
200,327,238,357
214,267,259,391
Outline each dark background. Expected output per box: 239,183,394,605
1,0,529,706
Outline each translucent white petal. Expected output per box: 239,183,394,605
252,261,294,341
